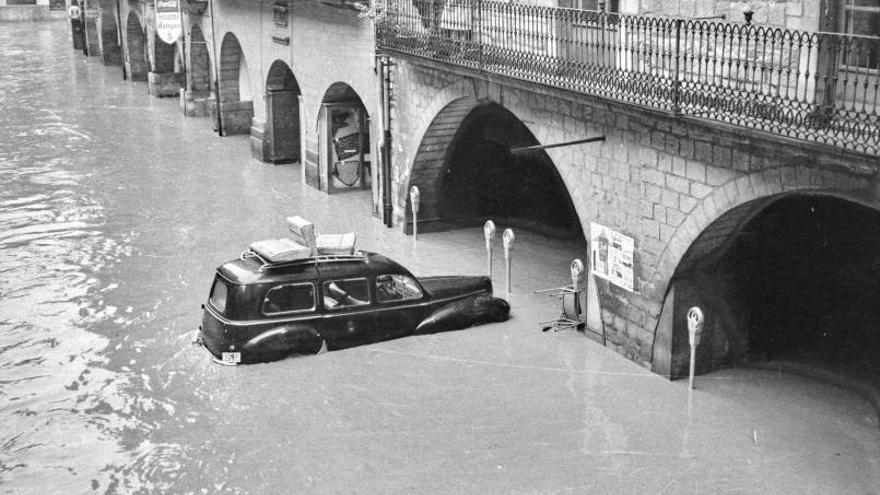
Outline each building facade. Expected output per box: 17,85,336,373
70,0,880,379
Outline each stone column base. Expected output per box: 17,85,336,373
180,89,214,117
148,72,184,98
249,120,268,162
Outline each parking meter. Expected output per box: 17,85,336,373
687,306,704,390
687,307,704,347
503,229,514,299
570,259,584,293
483,220,496,279
410,185,420,241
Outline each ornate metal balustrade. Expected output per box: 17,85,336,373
375,0,880,155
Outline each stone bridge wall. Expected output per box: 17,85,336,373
390,58,879,371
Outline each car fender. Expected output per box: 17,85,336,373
244,324,324,354
416,294,510,334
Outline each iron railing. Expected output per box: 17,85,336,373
376,0,880,155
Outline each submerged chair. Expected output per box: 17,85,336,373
538,259,587,332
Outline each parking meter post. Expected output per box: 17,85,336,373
483,220,496,280
503,229,514,300
409,186,420,241
570,259,583,293
687,306,704,391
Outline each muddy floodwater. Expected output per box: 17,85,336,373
1,21,879,495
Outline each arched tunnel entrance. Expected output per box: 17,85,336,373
437,103,582,239
665,194,880,382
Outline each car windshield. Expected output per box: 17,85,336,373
376,274,423,302
209,277,228,313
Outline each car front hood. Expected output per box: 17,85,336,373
418,275,493,300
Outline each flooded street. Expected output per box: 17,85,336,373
2,21,879,495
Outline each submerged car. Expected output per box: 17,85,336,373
198,247,510,365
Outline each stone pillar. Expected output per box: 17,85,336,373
211,100,254,136
250,119,268,161
82,6,101,57
148,71,184,97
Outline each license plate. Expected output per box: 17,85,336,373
221,352,241,365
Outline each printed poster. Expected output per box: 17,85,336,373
155,0,181,45
590,222,634,292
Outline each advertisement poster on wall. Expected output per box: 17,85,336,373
590,222,634,292
154,0,181,44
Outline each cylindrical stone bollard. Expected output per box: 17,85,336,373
687,306,704,391
484,220,496,280
410,185,420,241
503,228,515,300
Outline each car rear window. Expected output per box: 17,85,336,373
263,283,316,315
209,278,228,313
323,278,370,309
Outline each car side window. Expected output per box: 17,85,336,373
376,274,423,303
262,283,315,315
322,278,370,309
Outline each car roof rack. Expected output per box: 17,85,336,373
240,249,367,272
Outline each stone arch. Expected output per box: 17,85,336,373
650,165,873,378
216,32,253,135
98,0,121,65
261,60,302,164
314,82,372,192
403,96,479,223
125,12,147,81
403,94,583,239
187,24,211,93
152,33,175,73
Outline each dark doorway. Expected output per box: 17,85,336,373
722,195,880,374
439,103,582,239
741,196,880,369
265,61,302,164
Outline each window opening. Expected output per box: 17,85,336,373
323,278,370,309
376,274,424,303
210,278,228,313
263,283,316,315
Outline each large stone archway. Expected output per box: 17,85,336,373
124,12,147,81
215,32,253,136
650,166,873,378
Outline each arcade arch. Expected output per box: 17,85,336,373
263,60,302,164
152,34,175,74
125,12,147,81
216,32,253,135
187,24,211,94
317,82,371,192
98,0,121,65
655,189,880,386
406,99,583,239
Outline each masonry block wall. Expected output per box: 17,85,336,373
391,59,878,371
635,0,820,30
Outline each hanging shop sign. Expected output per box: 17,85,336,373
154,0,182,44
67,3,81,19
590,222,634,292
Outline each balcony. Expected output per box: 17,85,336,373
376,0,880,156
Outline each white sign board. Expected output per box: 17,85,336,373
590,222,634,292
154,0,181,45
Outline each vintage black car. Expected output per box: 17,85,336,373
198,250,510,365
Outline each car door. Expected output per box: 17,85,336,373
373,273,430,340
319,277,376,349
